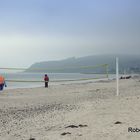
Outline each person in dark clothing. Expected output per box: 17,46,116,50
44,74,49,88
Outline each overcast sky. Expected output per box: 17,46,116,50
0,0,140,67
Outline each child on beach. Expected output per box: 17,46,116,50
44,74,49,88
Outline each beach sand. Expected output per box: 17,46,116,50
0,77,140,140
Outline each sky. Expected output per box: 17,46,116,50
0,0,140,67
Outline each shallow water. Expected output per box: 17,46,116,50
0,72,112,89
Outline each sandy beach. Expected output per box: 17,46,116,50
0,77,140,140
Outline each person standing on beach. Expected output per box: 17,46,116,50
44,74,49,88
0,75,7,91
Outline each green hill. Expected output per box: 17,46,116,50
26,54,140,74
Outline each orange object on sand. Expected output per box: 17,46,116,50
0,76,5,84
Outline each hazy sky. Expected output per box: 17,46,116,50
0,0,140,67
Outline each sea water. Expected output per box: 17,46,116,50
0,72,110,89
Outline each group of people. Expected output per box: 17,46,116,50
0,74,49,91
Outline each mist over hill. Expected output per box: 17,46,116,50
26,54,140,74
